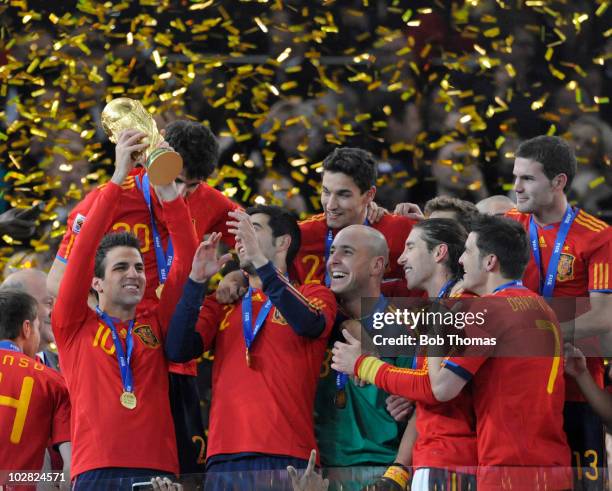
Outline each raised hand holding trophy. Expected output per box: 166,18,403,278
101,97,183,185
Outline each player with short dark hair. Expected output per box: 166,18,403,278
0,289,71,484
47,120,238,474
515,135,577,190
295,147,417,295
52,129,198,489
507,134,611,490
164,205,336,487
333,215,572,491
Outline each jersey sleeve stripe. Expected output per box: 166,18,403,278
55,254,68,264
575,216,606,232
577,211,608,229
274,270,322,314
442,359,473,381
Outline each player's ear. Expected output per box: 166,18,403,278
364,186,376,204
91,276,103,294
552,173,567,192
21,318,32,339
434,243,448,264
370,255,386,276
485,254,498,272
274,234,291,256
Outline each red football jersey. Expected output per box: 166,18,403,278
409,356,477,471
57,168,169,305
196,285,336,462
186,182,240,246
0,349,70,476
443,287,571,490
506,208,610,401
52,182,198,478
293,214,416,295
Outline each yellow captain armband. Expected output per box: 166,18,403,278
355,355,386,385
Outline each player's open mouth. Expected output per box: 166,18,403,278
331,271,348,279
123,284,140,291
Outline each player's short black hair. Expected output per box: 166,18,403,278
414,218,467,281
322,147,377,193
245,205,301,267
515,135,577,192
94,232,142,279
470,215,530,280
424,196,479,231
0,289,38,340
164,120,219,181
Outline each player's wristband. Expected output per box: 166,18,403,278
382,463,411,489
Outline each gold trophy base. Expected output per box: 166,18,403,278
146,148,183,186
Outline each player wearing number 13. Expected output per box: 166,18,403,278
335,216,571,490
51,130,198,488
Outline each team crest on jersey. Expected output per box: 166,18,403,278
272,308,288,325
72,213,86,234
556,253,575,282
133,325,160,348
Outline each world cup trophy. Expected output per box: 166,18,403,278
101,98,183,185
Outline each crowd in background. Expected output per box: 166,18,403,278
0,0,611,276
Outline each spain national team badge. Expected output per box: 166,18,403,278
133,325,160,348
120,391,137,409
272,308,288,325
556,253,575,282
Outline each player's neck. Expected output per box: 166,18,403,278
342,283,381,319
0,338,25,352
485,274,513,296
424,269,454,298
247,262,287,291
98,301,137,322
532,194,568,226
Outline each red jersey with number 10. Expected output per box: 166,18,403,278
53,181,198,478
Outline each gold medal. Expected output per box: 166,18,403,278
335,389,347,409
245,348,251,368
156,284,164,299
120,391,137,409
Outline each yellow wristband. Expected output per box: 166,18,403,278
383,464,410,489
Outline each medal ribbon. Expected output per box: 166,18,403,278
136,174,174,284
324,218,370,287
492,280,525,294
0,340,21,352
96,307,135,394
528,206,576,298
336,294,388,392
241,287,274,355
437,279,456,299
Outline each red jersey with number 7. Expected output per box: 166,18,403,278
443,287,571,491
